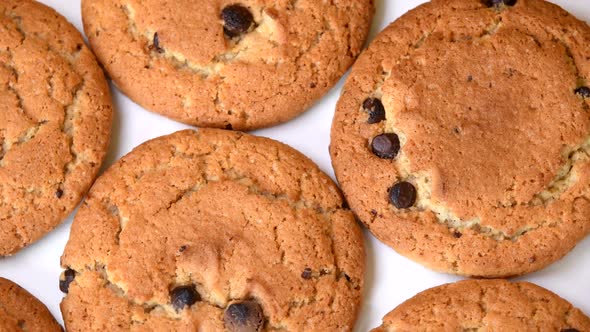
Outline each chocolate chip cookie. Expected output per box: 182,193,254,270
331,0,590,277
0,277,62,332
80,0,374,130
0,0,113,255
372,279,590,331
60,129,364,331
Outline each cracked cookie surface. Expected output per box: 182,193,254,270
0,277,62,332
372,279,590,332
61,129,364,331
80,0,374,130
0,0,113,255
331,0,590,277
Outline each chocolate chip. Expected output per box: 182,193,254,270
389,181,417,209
55,189,63,199
222,5,254,38
575,86,590,98
467,75,473,82
170,285,200,311
301,268,312,279
371,134,400,159
179,245,187,252
151,32,165,53
225,124,234,130
343,273,352,282
561,329,580,332
484,0,516,7
363,98,386,124
224,300,264,332
453,231,462,238
59,268,76,293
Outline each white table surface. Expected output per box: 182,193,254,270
1,0,589,330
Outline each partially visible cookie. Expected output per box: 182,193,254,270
0,0,113,255
372,279,590,332
60,129,364,331
331,0,590,277
0,277,62,332
81,0,374,130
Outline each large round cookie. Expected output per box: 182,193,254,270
81,0,374,130
0,0,112,255
0,277,62,332
331,0,590,277
372,279,590,331
60,129,364,331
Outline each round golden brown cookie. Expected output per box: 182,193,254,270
0,277,62,332
372,279,590,332
330,0,590,277
60,129,364,331
0,1,113,255
80,0,374,130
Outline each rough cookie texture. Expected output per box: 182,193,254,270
81,0,374,130
331,0,590,277
372,279,590,331
0,277,62,332
61,129,364,331
0,0,113,255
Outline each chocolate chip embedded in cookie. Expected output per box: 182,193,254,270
331,0,590,277
170,285,200,311
59,268,77,293
224,300,265,332
575,86,590,99
372,280,590,332
81,0,374,130
0,0,112,256
222,4,255,38
363,98,387,124
0,277,62,331
371,134,401,159
61,129,364,331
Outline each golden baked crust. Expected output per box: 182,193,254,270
61,129,364,331
80,0,374,130
0,277,62,332
372,279,590,332
0,0,113,255
331,0,590,277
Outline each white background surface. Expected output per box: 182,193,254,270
1,1,590,330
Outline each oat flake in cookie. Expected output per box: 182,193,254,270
0,277,62,332
80,0,374,130
0,0,113,255
331,0,590,277
60,129,364,331
372,279,590,332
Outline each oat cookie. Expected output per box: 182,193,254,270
0,277,62,332
372,279,590,332
81,0,374,130
0,0,113,255
60,129,364,331
330,0,590,277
